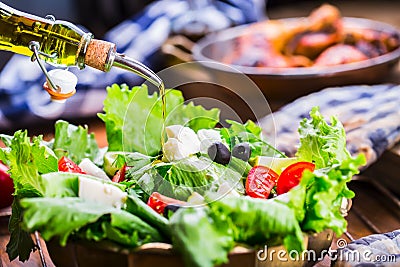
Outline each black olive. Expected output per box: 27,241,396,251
163,204,181,218
207,142,231,165
232,142,251,162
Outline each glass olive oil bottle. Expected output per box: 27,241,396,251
0,2,92,68
0,2,166,144
0,2,163,83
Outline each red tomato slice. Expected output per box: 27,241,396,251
58,156,85,174
147,192,185,214
246,166,279,199
276,162,315,195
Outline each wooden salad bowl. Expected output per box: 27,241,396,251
45,230,334,267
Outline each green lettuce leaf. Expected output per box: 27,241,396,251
300,154,366,236
5,131,58,262
53,120,102,165
108,210,162,243
296,107,351,169
7,130,58,196
131,156,244,201
0,133,13,146
0,134,12,164
166,101,220,132
20,197,113,246
39,172,125,198
40,172,79,198
6,197,36,262
103,151,155,177
170,207,234,267
98,84,219,156
294,107,366,236
125,193,170,240
170,196,305,267
20,197,162,247
210,197,305,252
0,147,8,164
272,181,307,223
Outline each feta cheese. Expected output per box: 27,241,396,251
197,129,223,153
78,158,109,180
163,138,192,161
163,125,201,161
78,176,127,209
165,125,184,139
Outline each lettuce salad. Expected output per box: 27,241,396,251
1,84,365,267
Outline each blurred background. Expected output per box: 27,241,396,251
0,0,399,134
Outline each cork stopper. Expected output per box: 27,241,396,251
84,39,116,72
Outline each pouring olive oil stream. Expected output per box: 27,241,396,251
0,2,167,146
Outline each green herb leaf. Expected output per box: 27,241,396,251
220,120,286,160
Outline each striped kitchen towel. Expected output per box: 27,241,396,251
258,84,400,168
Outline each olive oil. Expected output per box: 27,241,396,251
0,2,89,68
160,82,166,147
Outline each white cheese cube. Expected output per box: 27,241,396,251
78,176,127,209
163,138,192,161
163,125,201,161
197,129,222,154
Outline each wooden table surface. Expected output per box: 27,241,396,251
1,1,400,266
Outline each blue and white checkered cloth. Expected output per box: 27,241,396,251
0,0,264,129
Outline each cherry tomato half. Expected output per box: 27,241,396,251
276,162,315,195
58,156,85,174
147,192,185,214
246,166,279,199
